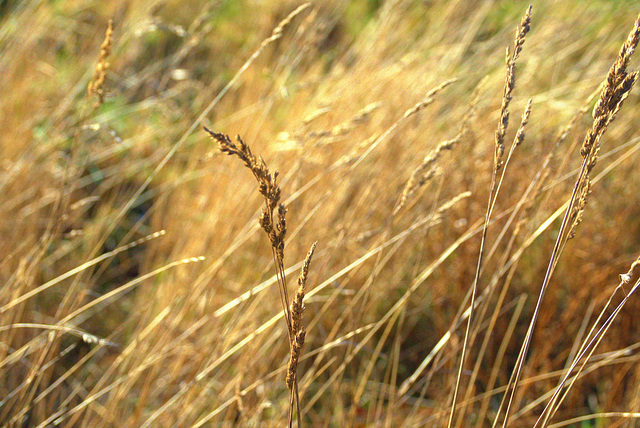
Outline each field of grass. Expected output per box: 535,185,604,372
3,0,640,426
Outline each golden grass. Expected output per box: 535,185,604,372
3,1,640,427
204,127,318,426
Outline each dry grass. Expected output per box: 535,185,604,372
3,1,640,427
204,127,318,426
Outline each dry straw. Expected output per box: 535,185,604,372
494,6,531,173
394,80,482,216
203,128,292,326
499,11,640,428
566,15,640,239
204,127,317,427
449,6,532,427
535,253,640,427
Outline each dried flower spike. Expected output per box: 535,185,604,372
206,126,319,427
287,242,317,390
88,19,114,105
494,6,531,173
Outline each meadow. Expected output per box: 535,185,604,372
2,0,640,426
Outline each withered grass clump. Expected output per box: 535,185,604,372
535,253,640,427
499,11,640,427
7,2,640,427
204,126,316,427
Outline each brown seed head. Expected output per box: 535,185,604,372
286,328,306,390
495,6,531,173
582,14,640,160
290,242,317,335
88,19,114,105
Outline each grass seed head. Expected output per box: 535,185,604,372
495,6,532,173
88,19,114,105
